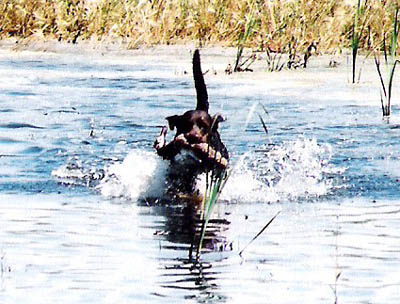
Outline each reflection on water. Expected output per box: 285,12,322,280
125,199,253,303
1,195,399,303
146,199,232,301
1,50,400,302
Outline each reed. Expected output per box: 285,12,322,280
0,0,398,55
195,113,231,255
266,50,285,72
239,210,280,256
374,6,400,119
196,166,230,256
196,103,274,256
351,0,370,83
237,106,280,256
233,0,257,72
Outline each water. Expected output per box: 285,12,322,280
1,48,400,303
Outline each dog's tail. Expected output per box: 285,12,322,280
193,49,209,112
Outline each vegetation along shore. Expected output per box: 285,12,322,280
1,0,400,54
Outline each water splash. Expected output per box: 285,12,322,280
97,150,168,201
51,157,105,187
224,138,344,203
90,138,342,203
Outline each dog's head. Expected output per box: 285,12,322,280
167,111,225,143
166,110,210,143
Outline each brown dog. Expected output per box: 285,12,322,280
154,50,228,192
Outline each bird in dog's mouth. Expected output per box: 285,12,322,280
153,49,229,194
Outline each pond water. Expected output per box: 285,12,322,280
0,48,400,303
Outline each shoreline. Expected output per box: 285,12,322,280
0,37,394,110
0,37,346,73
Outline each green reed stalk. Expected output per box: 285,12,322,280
197,168,230,256
375,7,400,118
351,0,368,83
234,2,257,72
387,7,400,110
351,0,360,83
197,114,231,256
196,103,273,256
239,211,280,256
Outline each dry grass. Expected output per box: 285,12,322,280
0,0,399,54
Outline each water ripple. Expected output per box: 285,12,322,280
1,51,400,303
0,123,44,129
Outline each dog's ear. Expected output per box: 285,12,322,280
166,115,179,130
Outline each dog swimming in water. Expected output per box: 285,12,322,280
154,49,229,194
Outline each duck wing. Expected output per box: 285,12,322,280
193,49,209,112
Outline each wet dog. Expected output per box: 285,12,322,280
154,50,229,194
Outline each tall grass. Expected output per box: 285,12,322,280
0,0,88,42
375,6,400,119
233,0,257,72
0,0,399,54
351,0,368,83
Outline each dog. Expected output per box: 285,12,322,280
154,49,229,194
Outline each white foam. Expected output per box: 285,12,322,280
97,149,168,201
217,138,343,203
94,138,342,203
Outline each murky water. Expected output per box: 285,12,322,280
1,49,400,303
